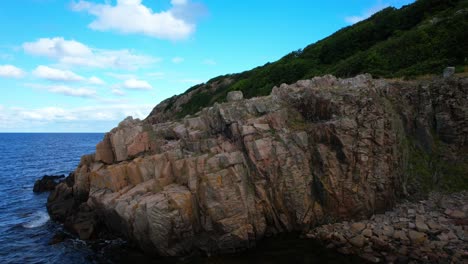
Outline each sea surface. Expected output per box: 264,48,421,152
0,133,362,264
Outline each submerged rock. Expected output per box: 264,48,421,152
47,74,467,257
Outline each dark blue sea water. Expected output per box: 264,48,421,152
0,133,104,264
0,133,362,264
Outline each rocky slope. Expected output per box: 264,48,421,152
47,74,467,257
307,191,468,263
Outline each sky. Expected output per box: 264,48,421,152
0,0,414,132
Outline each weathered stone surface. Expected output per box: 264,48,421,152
446,209,466,219
33,175,65,193
408,230,427,244
349,235,366,248
95,134,114,164
415,215,429,232
350,222,366,233
47,75,468,257
226,91,244,102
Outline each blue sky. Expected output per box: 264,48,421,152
0,0,414,132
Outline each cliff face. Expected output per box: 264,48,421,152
47,74,467,256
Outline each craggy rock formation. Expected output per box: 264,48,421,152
33,175,65,193
47,74,467,256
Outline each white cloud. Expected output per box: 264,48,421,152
0,65,25,78
172,57,184,64
202,59,216,65
23,37,157,70
23,37,92,58
1,104,152,125
26,83,97,98
71,0,196,40
0,103,155,131
20,107,78,121
46,85,96,97
32,65,107,85
89,76,105,85
345,2,389,24
122,78,153,90
33,65,85,82
111,89,125,96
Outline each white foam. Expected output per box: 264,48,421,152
22,211,50,228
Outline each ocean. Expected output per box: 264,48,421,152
0,133,361,264
0,133,104,263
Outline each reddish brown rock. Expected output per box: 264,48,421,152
95,134,114,164
46,74,468,257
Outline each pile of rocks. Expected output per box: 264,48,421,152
307,192,468,263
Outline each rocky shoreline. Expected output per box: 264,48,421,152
46,74,467,259
307,192,468,263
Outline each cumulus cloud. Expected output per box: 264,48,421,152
20,107,79,121
23,37,157,70
0,103,155,132
172,57,184,64
24,104,151,121
345,2,389,24
111,89,126,96
32,65,106,85
23,37,91,58
46,85,96,98
89,76,105,85
33,65,85,82
26,83,97,98
0,65,25,78
122,78,152,90
71,0,199,40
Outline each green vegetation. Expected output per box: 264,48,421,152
405,136,468,195
173,0,468,117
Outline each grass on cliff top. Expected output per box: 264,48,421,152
172,0,468,118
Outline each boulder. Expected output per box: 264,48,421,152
349,235,366,248
350,222,366,233
443,66,455,78
408,230,427,244
33,175,65,193
226,91,243,102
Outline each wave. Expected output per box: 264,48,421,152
22,211,50,229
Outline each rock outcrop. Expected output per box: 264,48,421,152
33,175,65,193
47,74,467,257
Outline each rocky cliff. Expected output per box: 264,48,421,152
47,74,467,256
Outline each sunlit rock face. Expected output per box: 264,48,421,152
47,74,467,256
